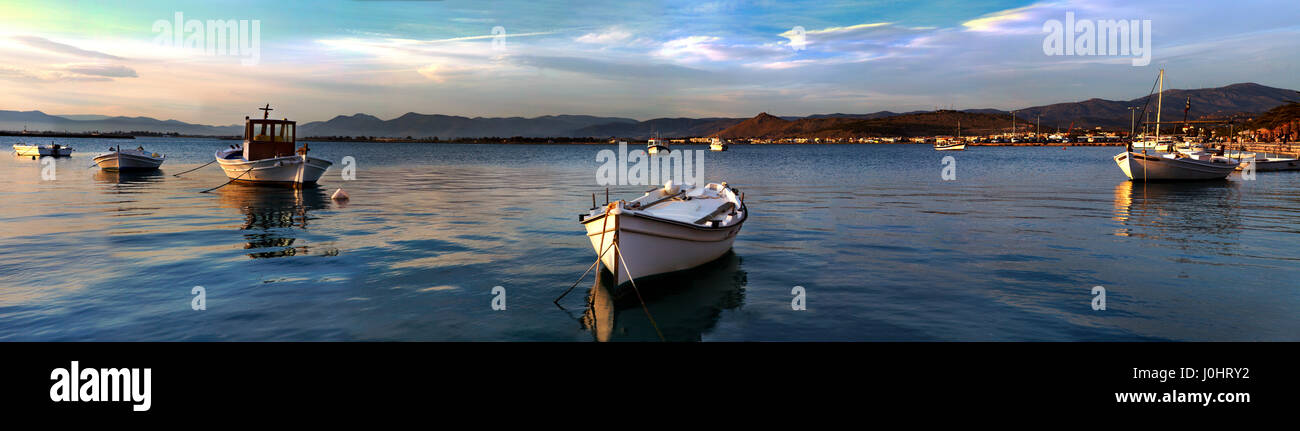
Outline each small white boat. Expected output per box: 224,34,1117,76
13,142,74,157
215,104,331,185
1114,69,1235,181
580,181,746,286
935,119,966,151
93,146,164,171
709,137,728,152
1228,151,1300,172
647,137,670,155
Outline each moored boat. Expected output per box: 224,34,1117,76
215,104,332,186
933,141,965,151
647,136,670,155
709,137,728,152
13,142,74,157
93,145,164,171
580,181,746,286
1114,70,1235,181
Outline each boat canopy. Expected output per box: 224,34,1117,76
243,118,296,161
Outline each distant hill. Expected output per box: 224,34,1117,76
298,113,638,138
0,110,241,135
714,110,1013,138
1014,83,1300,131
4,82,1295,138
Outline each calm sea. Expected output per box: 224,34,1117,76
1,136,1296,341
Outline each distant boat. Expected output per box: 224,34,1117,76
647,136,670,155
13,142,73,157
1113,70,1236,181
935,119,966,151
93,145,164,171
709,137,728,152
933,141,965,151
580,181,746,286
1229,151,1300,172
215,104,332,186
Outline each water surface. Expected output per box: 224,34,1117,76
1,137,1296,341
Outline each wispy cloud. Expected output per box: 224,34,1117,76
12,35,124,60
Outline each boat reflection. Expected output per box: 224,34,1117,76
214,184,333,258
93,169,164,186
582,251,746,342
1111,181,1242,244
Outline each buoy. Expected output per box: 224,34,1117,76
663,180,680,195
331,188,350,201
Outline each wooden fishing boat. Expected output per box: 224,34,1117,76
215,104,331,185
93,145,164,171
580,181,746,286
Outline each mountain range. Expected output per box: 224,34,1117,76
3,82,1296,139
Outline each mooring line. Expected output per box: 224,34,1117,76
172,159,217,177
199,168,252,193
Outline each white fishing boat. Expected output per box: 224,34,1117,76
647,137,670,155
580,181,746,286
13,142,73,157
933,141,965,151
93,145,164,171
709,137,728,152
215,104,331,185
1114,70,1236,181
934,119,966,151
1230,152,1300,172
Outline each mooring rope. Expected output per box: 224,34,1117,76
199,168,252,193
172,159,217,177
614,242,665,342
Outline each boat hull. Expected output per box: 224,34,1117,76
1114,151,1235,181
94,151,164,171
584,211,742,286
647,145,670,155
1240,158,1300,172
215,150,332,185
13,144,73,157
934,143,965,151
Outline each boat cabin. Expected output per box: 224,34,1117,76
243,118,296,161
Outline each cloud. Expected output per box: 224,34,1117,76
12,35,124,60
416,63,480,83
62,64,138,78
658,36,728,62
576,28,632,44
961,4,1043,33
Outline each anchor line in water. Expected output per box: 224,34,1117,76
172,159,217,177
556,202,616,304
614,241,665,342
199,167,253,193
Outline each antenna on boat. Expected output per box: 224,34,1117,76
259,103,273,120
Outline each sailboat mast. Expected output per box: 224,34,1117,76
1155,69,1163,143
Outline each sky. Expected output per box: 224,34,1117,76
0,0,1297,124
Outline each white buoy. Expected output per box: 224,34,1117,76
331,188,350,201
663,180,679,195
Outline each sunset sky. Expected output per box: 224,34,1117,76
1,0,1297,124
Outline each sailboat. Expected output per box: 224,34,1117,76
1113,70,1236,181
215,104,332,185
934,119,965,151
